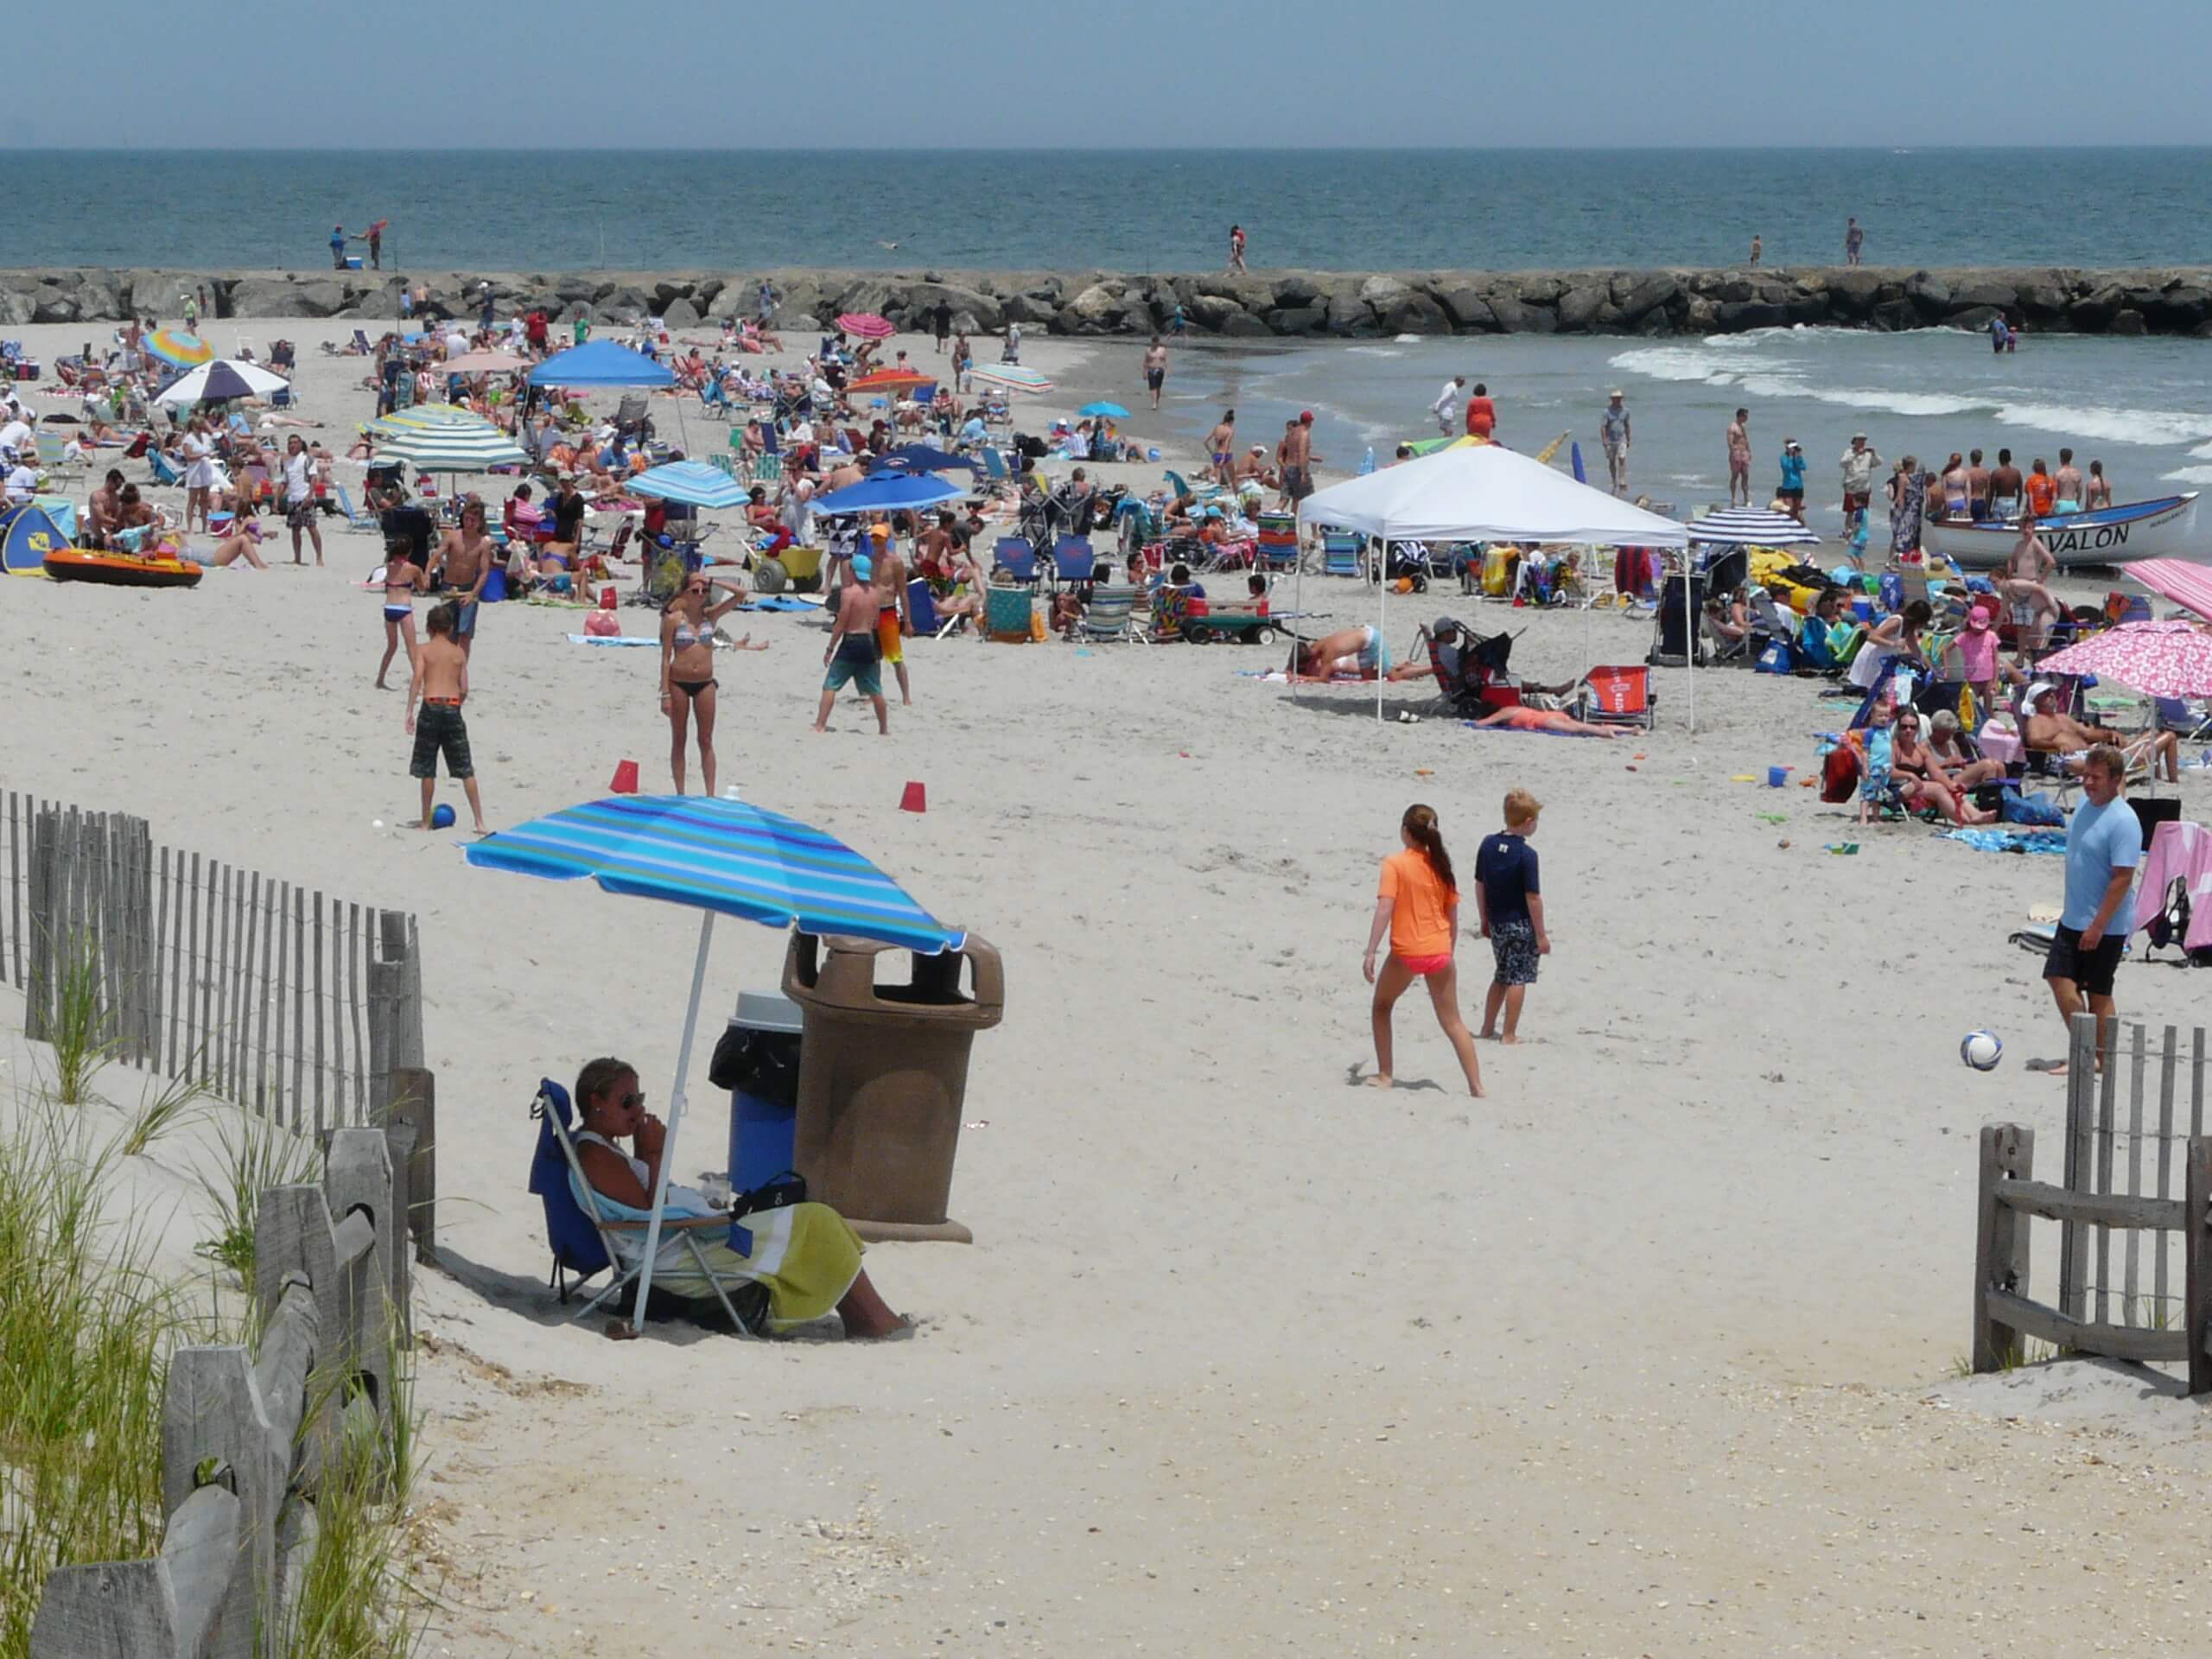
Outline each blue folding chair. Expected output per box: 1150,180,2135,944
994,537,1039,587
906,577,944,637
1322,533,1363,578
1052,537,1096,589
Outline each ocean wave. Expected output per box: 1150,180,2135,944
2158,466,2212,486
1344,346,1404,359
1610,345,1766,385
1993,403,2212,449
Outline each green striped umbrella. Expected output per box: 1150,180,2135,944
367,404,526,471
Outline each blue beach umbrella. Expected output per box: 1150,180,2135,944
873,443,981,475
467,793,964,1330
1077,401,1129,420
527,340,675,388
630,460,749,510
1570,442,1586,486
813,472,966,517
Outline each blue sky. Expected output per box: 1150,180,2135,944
15,0,2212,149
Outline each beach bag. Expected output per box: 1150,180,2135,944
2146,877,2192,953
583,608,620,638
1821,746,1860,803
2002,790,2065,828
1755,639,1795,675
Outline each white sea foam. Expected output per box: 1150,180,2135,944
2158,466,2212,486
1609,345,1758,385
1344,346,1404,359
1992,404,2212,449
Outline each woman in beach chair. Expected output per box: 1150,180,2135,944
568,1057,909,1338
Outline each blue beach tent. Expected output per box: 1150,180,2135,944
0,505,73,577
527,340,675,389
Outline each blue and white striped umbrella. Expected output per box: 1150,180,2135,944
629,460,749,510
1682,507,1821,547
465,794,963,954
366,404,527,471
466,793,965,1330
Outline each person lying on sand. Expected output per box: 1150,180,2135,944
1465,704,1623,739
569,1056,911,1339
1294,626,1432,682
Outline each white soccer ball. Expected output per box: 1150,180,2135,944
1961,1030,2004,1071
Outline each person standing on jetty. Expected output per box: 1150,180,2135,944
1228,224,1247,273
1846,216,1865,265
1362,804,1484,1098
1749,233,1762,267
1599,390,1631,495
1726,408,1751,505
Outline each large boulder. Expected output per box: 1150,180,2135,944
1953,281,2018,310
1382,291,1451,334
1273,274,1323,308
353,285,403,321
1187,292,1249,331
2018,283,2071,319
2108,308,2148,336
663,298,701,330
1266,304,1328,334
1870,297,1918,332
1067,283,1125,325
1824,268,1885,319
69,270,128,321
1434,284,1496,330
226,276,334,318
1714,300,1790,332
2069,283,2127,331
1614,272,1681,324
1681,296,1720,332
2146,286,2209,330
598,284,651,321
1323,289,1381,336
1555,283,1608,330
1218,311,1274,338
1948,305,2002,331
552,276,599,305
30,283,81,324
0,283,38,327
1516,275,1566,305
1000,290,1058,326
1357,274,1412,314
895,281,1002,333
1487,294,1529,333
1904,270,1952,316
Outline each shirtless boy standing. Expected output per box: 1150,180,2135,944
404,601,488,833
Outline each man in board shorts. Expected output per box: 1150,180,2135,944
869,523,912,706
815,554,888,734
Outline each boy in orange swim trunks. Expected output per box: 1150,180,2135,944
868,522,912,706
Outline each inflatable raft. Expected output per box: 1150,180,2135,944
42,549,205,588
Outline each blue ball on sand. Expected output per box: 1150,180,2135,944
429,804,456,830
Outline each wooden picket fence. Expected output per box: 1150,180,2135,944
1973,1013,2212,1394
3,793,423,1131
29,1114,426,1659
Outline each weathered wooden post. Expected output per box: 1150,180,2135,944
322,1128,397,1443
158,1348,285,1659
29,1486,242,1659
385,1064,436,1270
1973,1123,2034,1373
2186,1137,2212,1398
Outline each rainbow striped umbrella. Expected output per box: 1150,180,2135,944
969,362,1052,394
467,793,964,1331
146,329,213,369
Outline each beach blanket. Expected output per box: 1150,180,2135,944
566,633,661,647
1459,720,1608,740
1947,828,2067,855
735,595,823,612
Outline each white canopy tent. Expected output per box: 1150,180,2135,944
1294,445,1689,721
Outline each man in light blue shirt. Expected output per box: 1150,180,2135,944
2044,745,2139,1073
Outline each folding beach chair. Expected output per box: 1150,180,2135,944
1080,583,1140,643
527,1079,761,1334
149,449,181,486
993,537,1040,587
1322,533,1363,578
1051,536,1096,590
981,446,1011,482
2154,697,2212,742
331,483,375,532
904,577,947,639
1580,664,1656,729
985,582,1034,642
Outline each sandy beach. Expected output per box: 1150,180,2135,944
5,314,2212,1656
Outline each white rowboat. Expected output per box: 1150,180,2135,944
1923,493,2200,569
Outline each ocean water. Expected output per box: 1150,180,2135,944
8,148,2212,273
1150,326,2212,533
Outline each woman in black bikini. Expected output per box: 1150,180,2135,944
1889,708,1996,824
658,571,765,797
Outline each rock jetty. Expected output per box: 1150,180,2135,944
6,265,2212,340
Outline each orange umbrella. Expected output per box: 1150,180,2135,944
847,369,932,394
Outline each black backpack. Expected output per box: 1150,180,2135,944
2145,877,2211,965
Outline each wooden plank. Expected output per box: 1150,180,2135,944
313,892,327,1135
160,845,176,1076
256,877,276,1122
22,808,48,1041
1974,1124,2034,1373
185,852,203,1083
2157,1024,2178,1319
253,1185,342,1494
270,881,289,1128
2125,1025,2146,1325
2094,1019,2119,1327
162,1485,246,1659
291,887,307,1128
29,1486,242,1659
272,1498,321,1653
325,1129,397,1455
237,872,260,1113
2194,1027,2207,1141
230,869,250,1104
2187,1138,2212,1396
1996,1179,2185,1231
385,1067,436,1269
249,1280,321,1465
1984,1287,2190,1364
213,861,232,1099
2059,1010,2097,1321
162,1346,284,1659
7,790,18,987
330,903,347,1126
347,903,365,1115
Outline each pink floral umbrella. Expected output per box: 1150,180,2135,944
836,311,895,340
2037,620,2212,698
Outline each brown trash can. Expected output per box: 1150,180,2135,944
782,931,1003,1243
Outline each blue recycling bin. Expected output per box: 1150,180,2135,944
721,992,804,1192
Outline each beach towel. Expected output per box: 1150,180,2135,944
566,633,662,647
734,594,823,612
1947,828,2067,855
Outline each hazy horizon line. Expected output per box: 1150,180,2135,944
15,142,2212,155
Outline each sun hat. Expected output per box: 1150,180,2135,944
1608,388,1624,398
2026,680,2056,705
